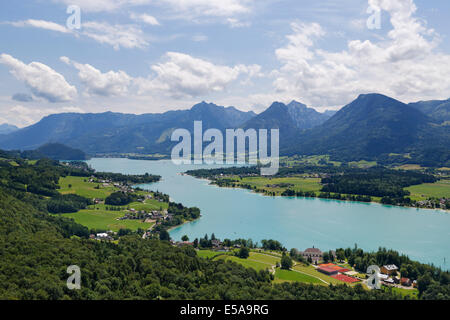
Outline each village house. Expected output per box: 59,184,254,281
95,233,113,241
381,264,399,275
401,277,412,287
176,241,194,247
211,239,222,248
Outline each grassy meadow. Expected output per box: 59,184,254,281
56,176,166,232
60,209,154,232
59,176,116,199
405,179,450,201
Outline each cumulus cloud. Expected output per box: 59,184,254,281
273,0,450,107
0,54,77,103
135,52,262,98
61,56,132,97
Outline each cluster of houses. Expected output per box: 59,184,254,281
118,209,171,222
379,264,416,288
416,198,449,210
88,177,134,193
173,238,238,252
298,247,417,288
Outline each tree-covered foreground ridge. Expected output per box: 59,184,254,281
0,152,448,300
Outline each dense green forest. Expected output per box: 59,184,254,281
321,168,436,197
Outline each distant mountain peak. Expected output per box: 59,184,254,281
287,100,308,109
191,101,217,110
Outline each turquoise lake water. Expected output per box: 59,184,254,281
87,158,450,269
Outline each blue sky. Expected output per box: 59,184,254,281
0,0,449,127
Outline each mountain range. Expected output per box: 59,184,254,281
287,94,449,162
0,94,448,166
0,101,331,154
408,99,450,123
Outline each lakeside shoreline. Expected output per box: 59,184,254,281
188,175,449,214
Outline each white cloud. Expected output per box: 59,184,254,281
226,18,251,28
0,105,84,127
161,0,252,17
272,0,450,107
0,54,77,103
9,19,72,34
53,0,252,17
52,0,151,12
136,52,262,98
82,22,149,50
130,13,160,26
192,34,208,42
61,57,132,97
7,18,147,50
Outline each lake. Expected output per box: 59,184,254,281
87,158,450,269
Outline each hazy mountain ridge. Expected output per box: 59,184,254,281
0,95,448,166
409,99,450,123
0,102,257,154
21,143,89,160
285,93,450,165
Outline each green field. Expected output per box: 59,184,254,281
395,164,423,170
235,176,322,195
59,209,153,232
127,200,168,211
214,252,279,272
348,160,378,168
196,250,229,259
405,180,450,200
382,286,419,299
57,176,166,232
280,155,341,167
274,269,324,284
59,176,116,199
292,264,343,285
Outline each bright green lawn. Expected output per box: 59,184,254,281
237,176,322,195
127,200,168,211
382,286,418,299
274,269,323,284
215,255,274,272
293,264,342,285
59,176,116,199
58,209,153,232
405,180,450,201
197,250,228,259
